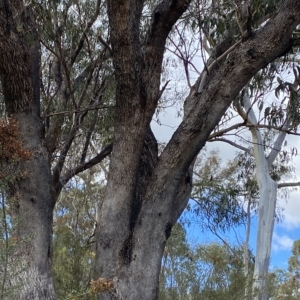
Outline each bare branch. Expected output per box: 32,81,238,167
80,112,98,164
52,121,79,191
157,80,170,102
208,122,245,139
98,35,113,56
278,181,300,188
246,124,300,135
144,0,192,64
70,0,101,65
44,106,114,118
61,143,113,187
208,138,252,154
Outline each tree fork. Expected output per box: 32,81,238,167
95,0,300,299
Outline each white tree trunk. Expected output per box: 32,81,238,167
243,95,279,300
244,199,251,299
252,177,277,300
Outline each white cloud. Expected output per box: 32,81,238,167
278,191,300,230
277,137,300,229
272,232,294,252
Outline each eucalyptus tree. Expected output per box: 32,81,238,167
0,0,113,299
94,0,300,299
159,223,251,300
268,240,300,299
237,85,300,300
191,123,297,299
52,171,102,300
205,67,300,299
1,0,300,300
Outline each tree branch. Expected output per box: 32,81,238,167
44,106,114,118
80,112,98,164
246,124,300,135
278,181,300,188
197,39,242,93
60,143,113,187
141,0,300,221
142,0,192,98
98,35,113,56
208,122,245,139
145,0,192,52
70,0,101,65
267,120,291,166
52,121,79,193
208,138,252,154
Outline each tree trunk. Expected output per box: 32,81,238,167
252,178,277,300
95,1,300,299
243,94,279,300
0,2,56,299
244,198,252,300
8,113,57,300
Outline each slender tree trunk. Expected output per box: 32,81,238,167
0,2,56,299
243,94,278,300
252,178,277,300
244,199,251,299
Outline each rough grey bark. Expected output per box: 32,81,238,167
95,0,300,300
0,2,56,299
0,1,113,298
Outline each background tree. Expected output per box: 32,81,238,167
204,68,300,298
267,240,300,299
0,1,113,298
159,223,254,300
52,170,103,300
0,119,31,299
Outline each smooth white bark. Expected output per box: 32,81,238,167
244,94,280,300
244,199,251,299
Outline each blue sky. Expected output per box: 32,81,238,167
180,207,298,270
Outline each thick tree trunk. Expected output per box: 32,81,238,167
95,0,193,298
8,113,57,300
0,2,56,299
95,1,300,299
95,130,194,299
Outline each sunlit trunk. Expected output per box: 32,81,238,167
243,95,278,300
